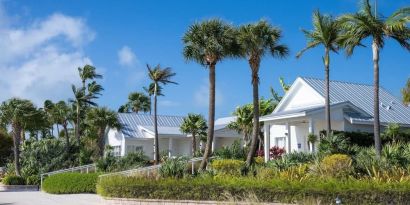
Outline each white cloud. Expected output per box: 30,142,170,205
118,46,137,67
0,6,95,105
194,79,223,107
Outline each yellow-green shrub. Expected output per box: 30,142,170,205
254,157,264,165
211,159,244,176
256,167,277,180
279,164,310,181
321,154,353,178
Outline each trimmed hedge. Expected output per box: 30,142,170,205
97,176,410,204
42,173,99,194
2,175,25,185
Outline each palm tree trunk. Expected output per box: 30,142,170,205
192,133,197,156
63,123,70,155
56,124,60,137
12,122,22,176
200,63,216,170
154,83,160,164
76,104,81,146
324,48,332,137
246,66,260,167
372,40,381,158
98,127,105,157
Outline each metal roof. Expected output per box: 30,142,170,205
301,77,410,125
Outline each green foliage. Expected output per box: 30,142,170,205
25,175,40,185
267,152,316,171
320,154,353,179
42,173,99,194
97,175,410,204
318,134,351,155
96,151,148,172
2,175,25,185
214,140,245,160
159,157,188,179
0,129,12,166
307,133,317,143
211,159,245,176
119,92,151,113
402,78,410,106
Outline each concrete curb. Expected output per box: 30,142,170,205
103,197,289,205
0,185,39,192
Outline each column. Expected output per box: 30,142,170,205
286,123,291,153
211,138,216,152
308,118,315,152
263,123,270,163
168,138,173,158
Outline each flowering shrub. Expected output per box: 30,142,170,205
269,146,286,159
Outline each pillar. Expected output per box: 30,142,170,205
286,123,291,153
263,123,270,163
168,138,173,158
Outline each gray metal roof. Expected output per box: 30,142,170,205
118,113,185,138
301,77,410,125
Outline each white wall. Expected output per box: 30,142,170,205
277,80,324,112
213,137,240,150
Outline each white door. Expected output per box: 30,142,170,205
276,137,286,149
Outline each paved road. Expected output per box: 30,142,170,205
0,191,103,205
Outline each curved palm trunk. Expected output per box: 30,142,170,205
12,122,22,176
372,41,381,158
154,84,160,164
63,123,70,155
76,104,81,146
324,48,332,137
200,64,216,170
192,133,197,156
98,127,105,157
246,63,260,167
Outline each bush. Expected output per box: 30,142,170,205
97,175,410,204
320,154,353,178
211,159,245,176
2,175,25,185
318,134,351,155
96,151,148,172
26,175,40,185
269,146,285,159
214,140,245,160
42,173,99,194
256,167,277,180
159,157,188,179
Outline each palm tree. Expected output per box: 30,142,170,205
86,107,121,157
236,20,288,166
147,64,177,164
0,98,37,176
402,78,410,106
183,19,238,170
126,92,151,113
180,113,208,156
53,101,73,154
297,10,342,138
144,83,163,114
339,0,410,157
228,105,253,146
78,65,102,92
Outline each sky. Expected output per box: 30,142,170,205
0,0,409,119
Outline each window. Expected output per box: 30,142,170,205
127,145,143,154
112,146,121,157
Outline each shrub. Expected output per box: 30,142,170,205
97,175,410,204
318,134,351,155
96,151,148,172
2,175,25,185
211,159,245,176
254,156,264,165
278,164,310,181
214,140,245,160
0,129,12,167
320,154,353,178
159,157,188,179
42,173,99,194
26,175,40,185
269,146,285,159
256,167,277,180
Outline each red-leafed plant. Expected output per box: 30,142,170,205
256,149,264,157
269,146,285,159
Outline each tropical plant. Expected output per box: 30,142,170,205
307,133,318,152
228,105,253,146
0,128,12,166
384,123,400,143
214,140,246,160
318,134,350,155
52,101,73,154
0,98,37,176
85,107,121,157
236,20,288,166
183,19,238,170
144,83,163,114
120,92,151,113
297,10,342,138
159,157,188,179
180,113,207,156
339,0,410,157
78,65,102,92
402,78,410,106
269,146,286,160
147,64,177,164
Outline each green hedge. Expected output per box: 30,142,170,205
2,175,25,185
97,176,410,204
42,173,99,194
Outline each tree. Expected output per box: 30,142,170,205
183,19,238,170
297,10,342,138
78,65,102,93
0,128,13,166
180,113,207,156
53,101,73,155
236,20,288,166
402,78,410,106
0,98,37,176
144,83,163,114
147,64,177,164
120,92,151,113
339,0,410,158
86,107,121,157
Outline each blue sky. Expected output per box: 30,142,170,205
0,0,409,118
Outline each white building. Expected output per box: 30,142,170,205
106,114,242,159
261,77,410,162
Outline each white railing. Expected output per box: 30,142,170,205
40,164,96,189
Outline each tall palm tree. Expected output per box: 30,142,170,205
339,0,410,157
147,64,177,164
78,65,102,92
53,101,73,154
297,10,341,138
183,19,238,170
180,113,208,156
144,83,163,114
228,105,253,146
236,20,288,166
402,78,410,106
126,92,151,113
86,107,121,157
0,98,37,176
